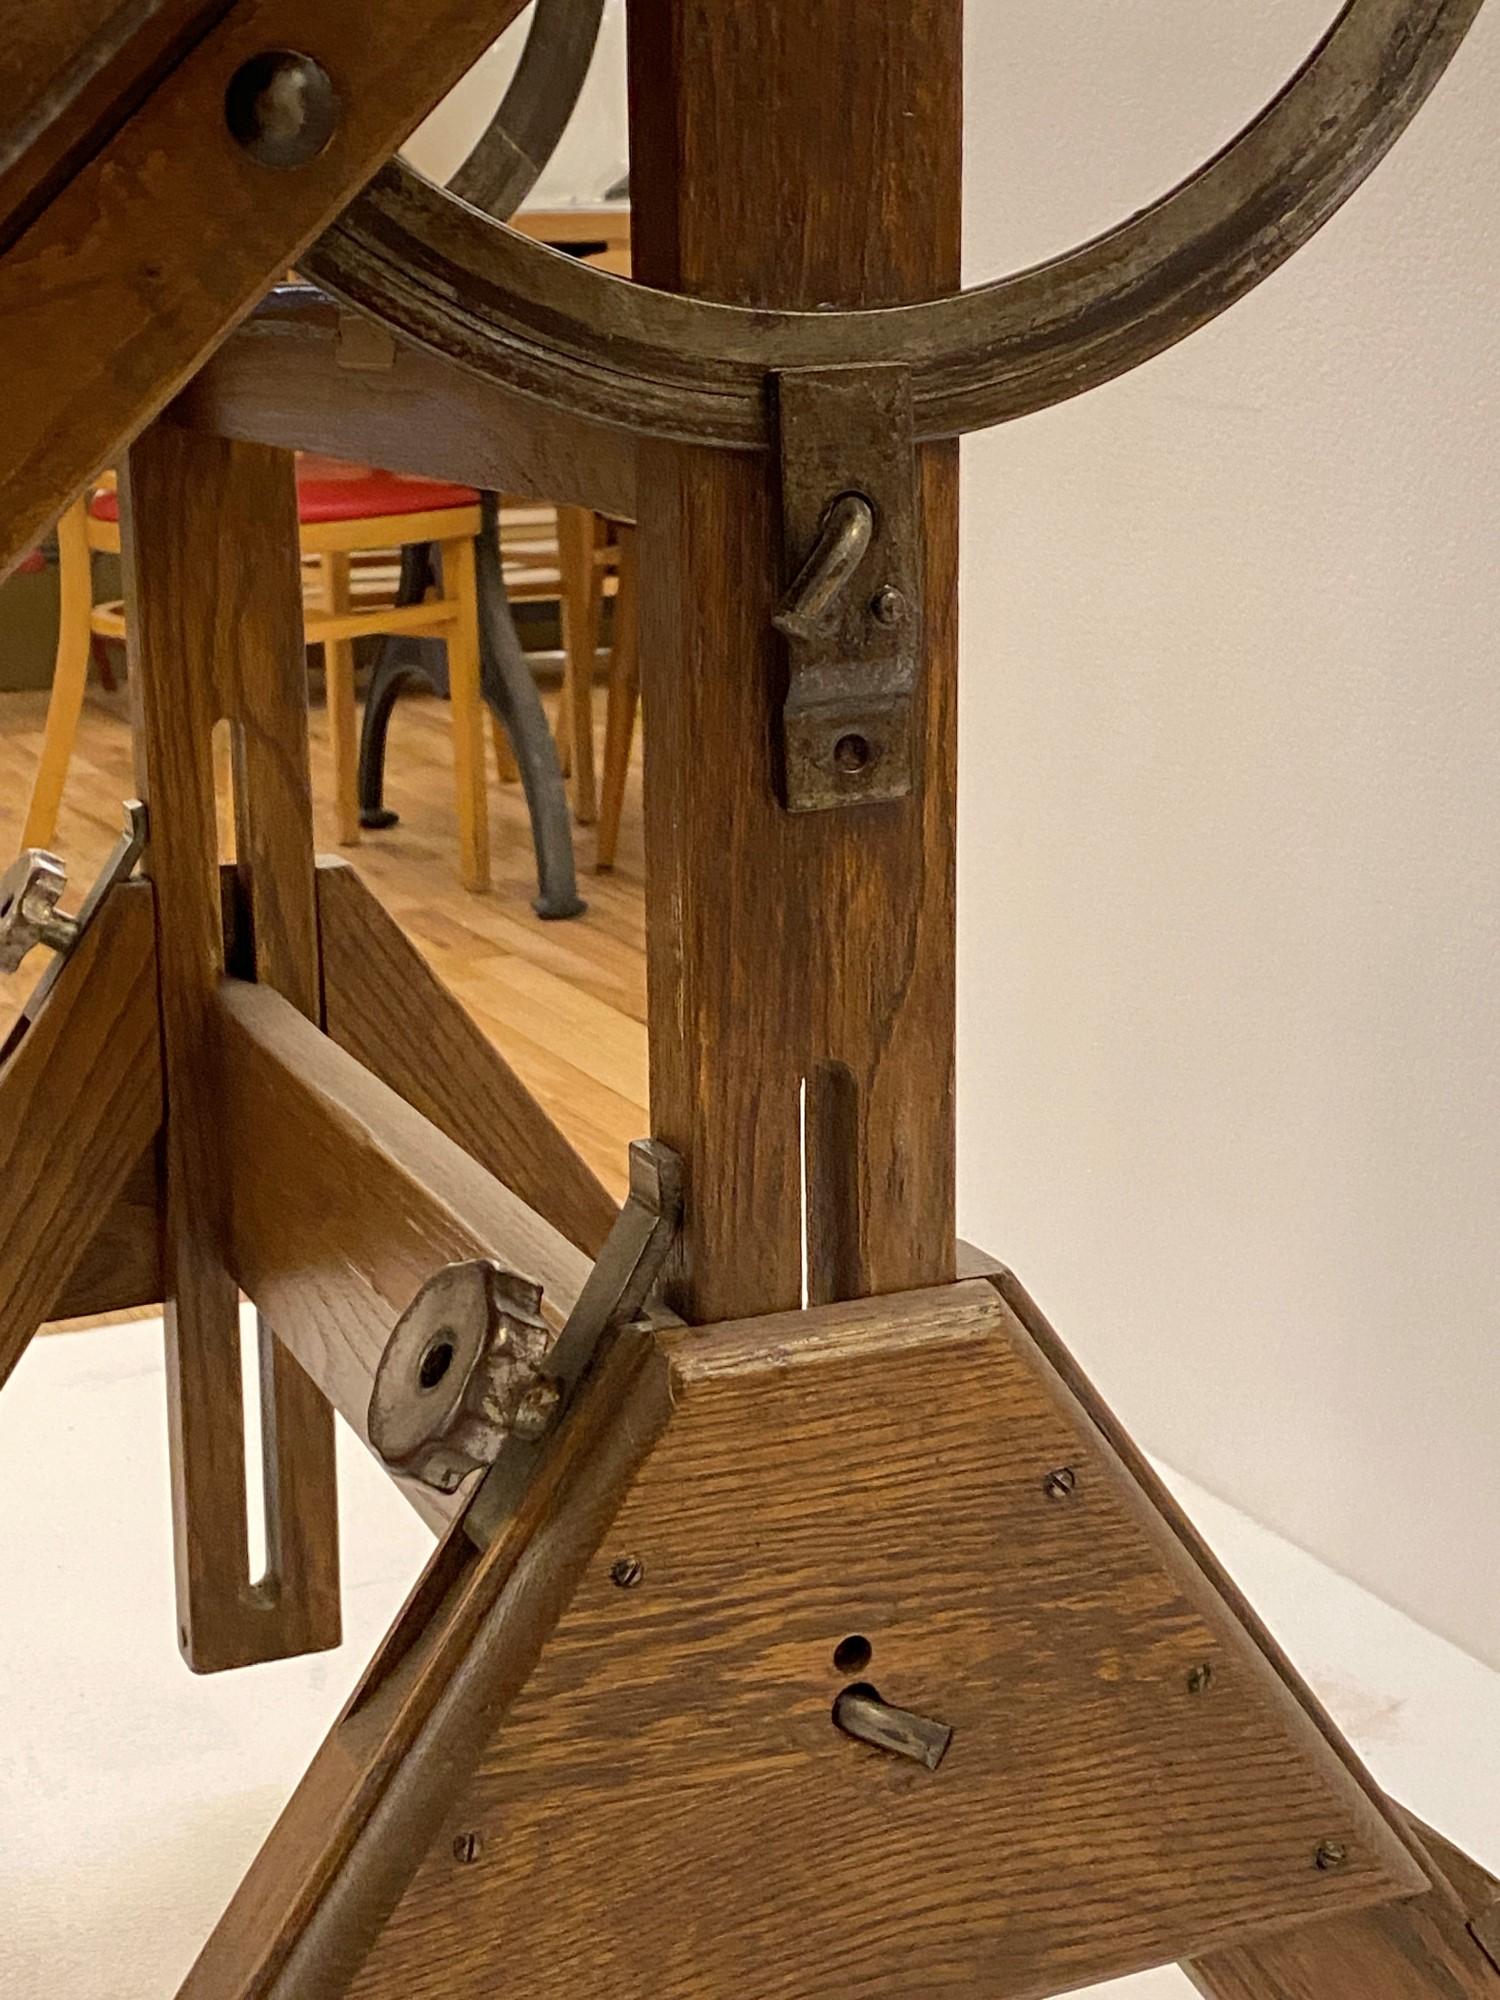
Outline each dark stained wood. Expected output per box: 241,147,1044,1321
344,1281,1421,2000
122,421,337,1671
0,0,530,580
170,289,638,520
0,2,226,250
176,1324,672,2000
628,0,960,1322
0,881,160,1388
316,859,618,1259
212,975,592,1527
46,1148,162,1323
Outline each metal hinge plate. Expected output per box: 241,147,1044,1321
772,364,921,813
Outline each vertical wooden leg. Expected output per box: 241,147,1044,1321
321,549,361,846
21,497,92,849
122,422,339,1672
442,533,489,893
595,522,639,872
490,711,520,784
556,503,599,824
629,0,960,1322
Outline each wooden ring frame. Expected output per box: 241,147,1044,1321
303,0,1481,448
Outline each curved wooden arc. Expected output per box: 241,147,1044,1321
303,0,1483,449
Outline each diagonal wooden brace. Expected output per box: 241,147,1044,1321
212,976,593,1532
0,878,160,1389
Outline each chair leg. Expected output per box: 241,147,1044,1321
596,524,639,873
356,541,440,829
21,499,93,850
490,712,520,784
556,504,600,824
441,534,490,894
320,551,361,847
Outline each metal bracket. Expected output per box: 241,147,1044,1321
461,1136,682,1547
0,802,148,1058
772,364,921,812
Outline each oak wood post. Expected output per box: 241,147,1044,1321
122,422,340,1672
628,0,962,1324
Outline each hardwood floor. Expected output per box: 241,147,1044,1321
0,678,647,1223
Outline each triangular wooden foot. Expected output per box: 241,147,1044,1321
184,1277,1457,1999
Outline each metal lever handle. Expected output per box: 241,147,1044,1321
834,1684,953,1771
0,850,76,974
773,492,874,643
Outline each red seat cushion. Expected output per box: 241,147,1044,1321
89,459,478,526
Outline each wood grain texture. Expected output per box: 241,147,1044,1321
0,881,160,1388
123,421,337,1671
957,1245,1500,1998
170,287,638,520
628,0,960,1322
316,858,618,1259
46,1148,162,1322
346,1282,1421,2000
0,0,530,579
213,975,592,1528
177,1325,672,2000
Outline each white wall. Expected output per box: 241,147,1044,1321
412,5,1500,1668
958,2,1500,1668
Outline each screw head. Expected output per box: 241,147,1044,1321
1315,1840,1349,1872
1186,1663,1213,1696
611,1554,645,1589
452,1831,482,1865
870,584,909,628
226,51,339,168
833,733,873,775
1042,1466,1078,1500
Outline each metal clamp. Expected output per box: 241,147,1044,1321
773,365,921,813
833,1685,953,1771
0,799,147,979
461,1138,683,1549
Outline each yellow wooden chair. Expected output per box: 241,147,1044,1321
22,459,495,892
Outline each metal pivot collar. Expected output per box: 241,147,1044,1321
774,366,921,812
367,1141,684,1522
368,1263,558,1494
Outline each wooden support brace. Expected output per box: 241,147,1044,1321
315,859,618,1260
0,880,160,1387
0,0,533,577
124,421,339,1671
629,0,960,1323
212,976,592,1529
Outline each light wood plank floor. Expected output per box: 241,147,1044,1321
0,678,647,1206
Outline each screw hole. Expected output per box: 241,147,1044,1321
833,1634,873,1675
833,733,872,775
418,1338,455,1391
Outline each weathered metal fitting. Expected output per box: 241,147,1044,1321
225,52,340,170
773,365,921,813
368,1261,559,1494
0,849,77,974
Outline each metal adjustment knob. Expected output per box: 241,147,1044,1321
0,850,78,974
368,1261,560,1494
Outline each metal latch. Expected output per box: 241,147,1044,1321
773,364,921,813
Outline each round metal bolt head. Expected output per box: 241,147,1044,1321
226,52,339,168
1315,1840,1349,1872
833,733,873,776
611,1554,645,1589
1042,1466,1077,1500
452,1831,482,1865
870,584,909,628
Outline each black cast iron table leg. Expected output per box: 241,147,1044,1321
356,503,585,919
